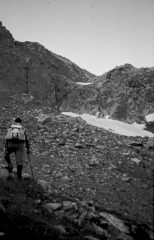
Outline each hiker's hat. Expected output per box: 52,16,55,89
14,117,22,123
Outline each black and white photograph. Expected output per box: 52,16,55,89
0,0,154,239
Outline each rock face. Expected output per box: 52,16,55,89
0,22,154,123
100,64,154,123
0,21,95,106
61,64,154,123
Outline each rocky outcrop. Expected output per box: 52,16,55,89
61,64,154,123
0,22,95,106
0,21,14,47
0,22,153,123
100,64,154,123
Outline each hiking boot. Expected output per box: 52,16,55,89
5,163,13,173
17,165,23,180
7,173,14,181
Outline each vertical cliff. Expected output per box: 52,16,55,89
0,21,95,106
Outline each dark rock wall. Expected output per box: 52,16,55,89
0,22,95,106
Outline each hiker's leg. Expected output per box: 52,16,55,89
15,143,24,179
17,165,23,180
4,143,14,173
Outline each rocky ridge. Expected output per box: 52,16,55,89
61,64,154,123
0,22,154,123
0,21,95,106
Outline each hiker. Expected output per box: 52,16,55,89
4,117,30,180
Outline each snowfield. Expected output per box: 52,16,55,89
76,82,93,85
62,112,154,137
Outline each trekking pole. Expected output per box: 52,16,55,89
27,152,35,181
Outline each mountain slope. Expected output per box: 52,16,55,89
0,21,153,123
61,64,154,123
0,22,154,240
0,94,153,239
0,21,95,106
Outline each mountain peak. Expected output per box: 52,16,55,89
116,63,135,69
0,21,14,47
0,22,95,107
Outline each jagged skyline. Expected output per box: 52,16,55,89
0,0,154,75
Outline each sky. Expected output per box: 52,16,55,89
0,0,154,75
62,112,154,137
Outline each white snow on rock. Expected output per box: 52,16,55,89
62,112,154,137
62,112,80,118
145,113,154,123
76,82,93,85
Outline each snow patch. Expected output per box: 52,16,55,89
62,112,80,118
76,82,93,85
62,112,154,137
145,113,154,122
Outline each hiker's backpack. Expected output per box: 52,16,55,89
5,124,26,141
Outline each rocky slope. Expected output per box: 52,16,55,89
0,21,154,240
0,94,153,239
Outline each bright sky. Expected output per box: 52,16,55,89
0,0,154,75
62,112,154,137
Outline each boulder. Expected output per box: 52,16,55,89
0,169,9,181
144,137,154,149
